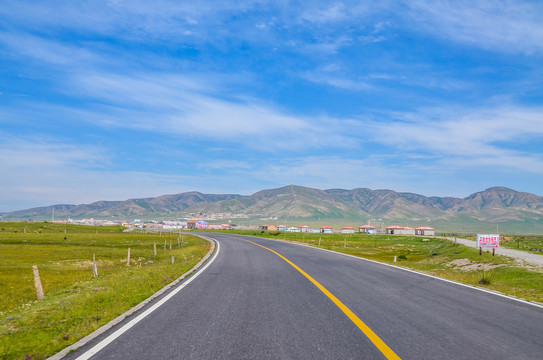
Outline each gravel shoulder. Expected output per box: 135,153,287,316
441,237,543,268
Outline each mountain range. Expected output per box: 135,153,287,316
2,185,543,234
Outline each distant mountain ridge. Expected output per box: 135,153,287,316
2,186,543,231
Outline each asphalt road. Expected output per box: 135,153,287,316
65,233,543,360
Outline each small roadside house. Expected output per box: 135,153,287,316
298,225,310,232
320,226,333,233
341,226,355,234
359,225,376,234
187,220,208,229
261,224,278,231
386,226,416,235
415,226,435,236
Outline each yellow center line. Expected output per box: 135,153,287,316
244,239,401,360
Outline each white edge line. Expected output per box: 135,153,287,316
231,233,543,310
51,235,220,360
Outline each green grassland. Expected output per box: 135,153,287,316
0,222,210,360
216,229,543,304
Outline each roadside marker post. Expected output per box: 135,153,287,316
126,248,131,266
93,254,98,277
32,265,45,301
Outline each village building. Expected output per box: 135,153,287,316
320,225,333,233
298,225,310,232
261,224,278,231
415,226,435,236
341,226,355,233
287,227,301,232
187,220,208,229
386,225,416,235
221,224,232,230
358,224,376,234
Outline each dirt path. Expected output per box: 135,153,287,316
441,237,543,268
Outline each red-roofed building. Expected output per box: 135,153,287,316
298,225,310,232
359,224,376,234
320,225,333,233
386,226,415,235
341,226,355,233
415,226,435,236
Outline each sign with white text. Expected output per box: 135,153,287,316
476,234,500,248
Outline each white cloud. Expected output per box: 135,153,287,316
0,135,200,211
364,106,543,174
0,32,99,66
62,72,358,151
300,3,348,24
301,72,372,91
405,0,543,54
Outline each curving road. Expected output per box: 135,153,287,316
64,233,543,360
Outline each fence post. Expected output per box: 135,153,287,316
153,242,157,256
32,265,45,301
93,254,98,277
126,248,131,266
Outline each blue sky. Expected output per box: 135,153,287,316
1,1,543,211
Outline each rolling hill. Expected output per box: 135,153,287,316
2,185,543,233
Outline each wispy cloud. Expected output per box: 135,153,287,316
0,32,100,66
61,72,359,151
299,3,348,24
405,0,543,55
364,106,543,173
0,135,201,211
301,73,372,91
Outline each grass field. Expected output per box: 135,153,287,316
214,229,543,304
0,222,210,360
